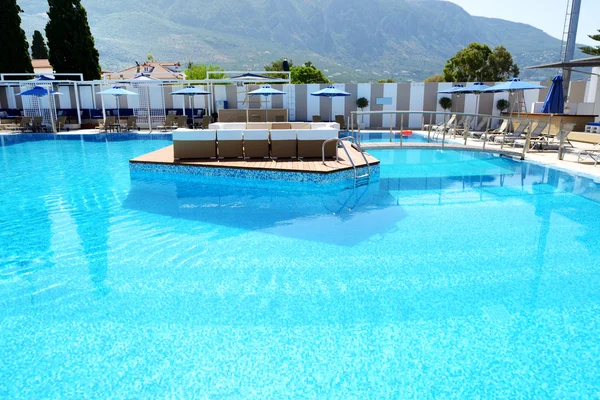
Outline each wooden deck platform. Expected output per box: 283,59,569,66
130,142,379,174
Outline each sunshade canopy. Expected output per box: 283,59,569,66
482,78,546,93
310,86,351,97
97,86,138,96
525,56,600,70
171,86,211,96
17,86,61,96
437,84,465,94
247,85,286,96
457,82,492,94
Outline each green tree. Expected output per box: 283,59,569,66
264,58,293,79
0,0,33,73
46,0,101,80
290,62,330,84
442,42,519,82
185,63,226,80
581,29,600,56
424,74,444,82
439,97,452,111
377,78,396,83
31,30,49,60
146,51,156,62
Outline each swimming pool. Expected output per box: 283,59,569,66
1,139,600,397
342,130,430,143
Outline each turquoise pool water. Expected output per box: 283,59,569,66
343,130,430,143
1,139,600,397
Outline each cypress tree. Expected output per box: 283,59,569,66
46,0,101,80
31,30,49,59
0,0,33,73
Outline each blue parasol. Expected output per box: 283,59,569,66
247,85,286,121
97,86,138,121
171,86,211,127
311,86,350,122
483,78,547,117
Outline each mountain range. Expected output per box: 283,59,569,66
18,0,581,82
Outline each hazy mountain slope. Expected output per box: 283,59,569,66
18,0,576,81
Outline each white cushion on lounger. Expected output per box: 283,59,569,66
311,122,340,130
297,129,338,140
217,129,243,140
173,129,216,141
270,129,297,140
243,129,269,140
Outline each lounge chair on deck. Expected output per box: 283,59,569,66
124,116,138,132
96,116,116,132
494,121,528,144
512,121,549,148
31,116,44,132
173,129,217,159
201,115,213,129
158,115,177,131
533,123,576,152
6,117,32,133
312,115,322,123
297,129,338,158
243,129,270,159
468,117,491,138
481,119,509,142
57,116,68,132
577,142,600,165
270,129,297,158
432,114,456,139
335,114,347,130
217,129,244,159
176,115,188,129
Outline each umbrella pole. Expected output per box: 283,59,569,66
265,96,268,122
191,95,194,129
331,97,333,123
117,96,121,123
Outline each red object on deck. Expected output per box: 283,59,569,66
394,130,413,136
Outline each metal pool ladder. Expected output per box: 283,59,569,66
322,136,371,187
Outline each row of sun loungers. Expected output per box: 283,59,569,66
173,128,339,160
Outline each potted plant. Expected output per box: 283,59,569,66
356,97,369,128
439,96,452,111
496,99,509,115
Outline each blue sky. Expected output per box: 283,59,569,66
448,0,599,46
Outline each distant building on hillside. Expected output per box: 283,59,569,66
32,59,53,75
103,61,184,80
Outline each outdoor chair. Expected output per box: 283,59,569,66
31,116,44,132
243,129,270,159
173,129,217,159
96,116,116,132
57,116,68,132
270,129,297,158
335,114,347,130
533,123,576,152
494,121,529,145
158,115,177,131
124,116,138,132
201,115,213,129
217,129,244,159
297,129,338,158
512,121,549,148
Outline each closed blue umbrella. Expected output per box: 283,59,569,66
541,75,564,114
171,86,211,128
247,85,286,121
311,86,350,122
97,86,138,121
